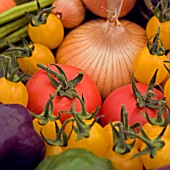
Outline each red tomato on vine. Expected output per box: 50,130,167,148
100,82,164,127
26,64,102,123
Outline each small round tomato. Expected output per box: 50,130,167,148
132,47,168,85
33,118,63,158
137,123,170,150
17,43,55,75
104,146,143,170
100,83,164,127
141,136,170,169
26,64,102,124
0,77,28,107
146,16,170,50
164,78,170,108
28,13,64,49
64,118,109,157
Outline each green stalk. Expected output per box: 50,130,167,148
0,25,28,50
0,16,29,39
0,0,53,26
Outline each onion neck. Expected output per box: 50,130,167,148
107,0,123,24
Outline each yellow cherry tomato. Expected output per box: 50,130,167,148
146,16,170,50
0,77,28,107
17,43,55,75
132,47,168,85
33,118,63,158
28,14,64,49
141,136,170,169
164,78,170,108
104,146,143,170
64,118,109,157
137,123,170,150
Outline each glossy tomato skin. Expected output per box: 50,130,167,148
0,77,28,107
64,118,109,157
26,64,102,123
17,43,55,75
132,47,168,85
104,146,143,170
100,83,163,127
164,78,170,108
28,14,64,49
33,118,63,158
146,16,170,50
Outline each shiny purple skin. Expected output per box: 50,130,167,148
0,103,45,170
154,165,170,170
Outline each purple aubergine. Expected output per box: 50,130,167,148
0,103,45,170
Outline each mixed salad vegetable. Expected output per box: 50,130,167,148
0,0,170,170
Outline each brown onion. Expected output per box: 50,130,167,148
56,0,147,100
81,0,137,18
51,0,86,29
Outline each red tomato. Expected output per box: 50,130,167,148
26,64,102,123
100,83,164,127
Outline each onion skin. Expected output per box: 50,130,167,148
56,19,147,100
81,0,137,18
51,0,86,29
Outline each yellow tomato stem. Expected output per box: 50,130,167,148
142,100,169,127
147,27,165,56
153,0,170,22
74,94,100,119
0,53,29,82
5,37,34,58
40,120,70,147
120,105,129,130
70,108,91,140
120,105,141,134
124,126,166,159
111,122,135,154
163,60,170,73
25,0,54,26
132,69,163,109
37,63,84,98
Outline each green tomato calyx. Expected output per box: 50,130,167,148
163,60,170,74
31,89,60,125
38,93,100,146
40,120,69,147
111,121,136,155
0,53,30,82
25,0,54,26
153,0,170,23
61,94,100,141
124,125,166,159
37,63,84,99
31,89,69,147
5,37,34,58
132,69,164,109
110,106,140,155
147,27,165,56
140,100,169,127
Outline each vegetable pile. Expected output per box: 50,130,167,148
0,0,170,169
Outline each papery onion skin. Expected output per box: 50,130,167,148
81,0,137,18
56,19,147,100
51,0,86,29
